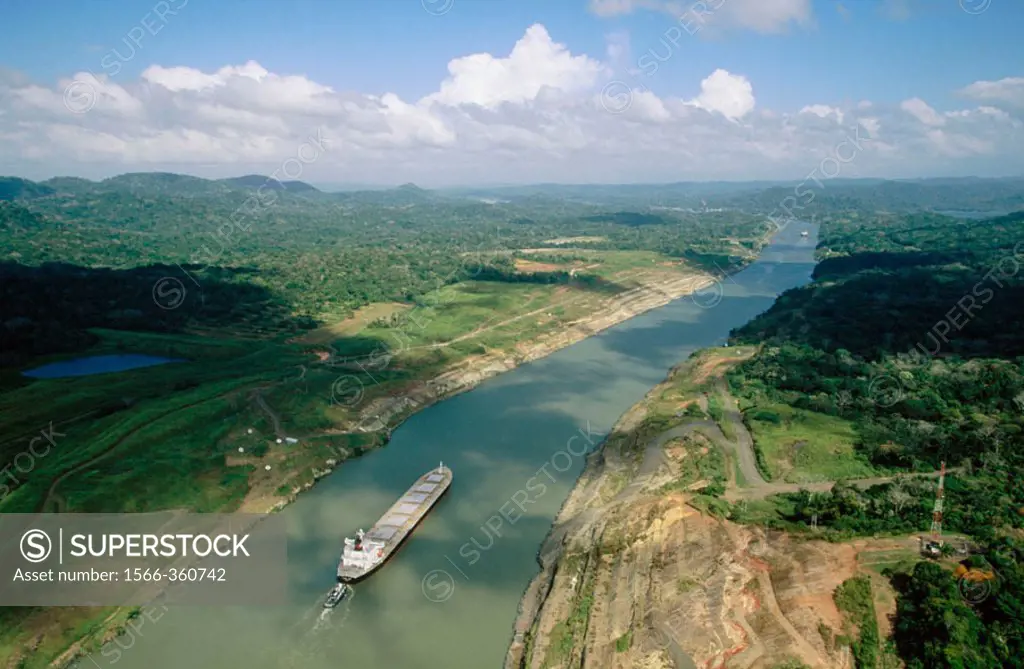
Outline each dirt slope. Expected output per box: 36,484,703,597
506,354,888,669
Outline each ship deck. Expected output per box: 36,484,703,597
367,468,451,541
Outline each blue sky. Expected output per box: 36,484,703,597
3,0,1020,110
1,0,1022,184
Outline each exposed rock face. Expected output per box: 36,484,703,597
509,489,859,669
504,367,861,669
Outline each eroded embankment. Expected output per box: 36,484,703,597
349,273,716,435
505,354,868,669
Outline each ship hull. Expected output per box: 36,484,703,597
338,466,452,582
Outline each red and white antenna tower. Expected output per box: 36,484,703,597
929,460,947,542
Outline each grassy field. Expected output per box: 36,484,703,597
0,330,313,514
0,606,133,669
516,248,685,283
293,248,704,370
1,308,739,518
858,548,922,577
296,302,412,345
741,401,878,483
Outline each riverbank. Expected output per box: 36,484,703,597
1,262,729,668
348,274,717,438
503,345,910,669
11,221,820,669
239,271,719,513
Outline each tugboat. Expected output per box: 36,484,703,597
323,582,350,609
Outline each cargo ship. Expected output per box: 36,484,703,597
337,462,452,582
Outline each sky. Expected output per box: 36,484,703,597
1,0,1023,186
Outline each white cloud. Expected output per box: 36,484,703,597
957,77,1024,109
713,0,813,33
900,98,945,127
16,71,144,118
141,64,259,92
590,0,813,34
0,24,1021,185
858,117,881,138
424,24,604,109
688,69,755,120
376,93,456,148
925,129,993,157
800,104,844,124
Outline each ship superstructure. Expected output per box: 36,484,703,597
337,462,452,582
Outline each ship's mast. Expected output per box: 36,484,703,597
930,460,946,542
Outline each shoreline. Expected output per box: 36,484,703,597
250,271,720,513
502,354,686,668
51,269,726,666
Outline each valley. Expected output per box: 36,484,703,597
1,176,1022,669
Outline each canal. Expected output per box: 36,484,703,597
109,221,819,669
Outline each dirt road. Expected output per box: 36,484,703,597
726,469,950,501
714,378,766,486
253,389,285,440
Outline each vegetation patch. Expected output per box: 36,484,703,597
659,432,727,495
740,401,876,483
542,550,597,668
614,630,632,652
834,576,880,669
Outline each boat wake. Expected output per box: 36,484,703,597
312,585,355,632
282,583,357,652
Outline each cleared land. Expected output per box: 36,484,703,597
295,302,412,345
542,236,607,245
513,258,564,273
507,348,935,669
740,401,878,483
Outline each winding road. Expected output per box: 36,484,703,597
659,383,948,502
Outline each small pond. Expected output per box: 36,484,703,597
23,354,185,379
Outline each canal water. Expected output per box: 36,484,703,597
108,222,818,669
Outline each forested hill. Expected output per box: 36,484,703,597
725,177,1024,218
6,172,1024,212
449,177,1024,214
1,175,775,367
731,207,1023,480
5,172,1024,374
743,210,1024,359
726,208,1024,668
219,175,320,192
0,173,322,200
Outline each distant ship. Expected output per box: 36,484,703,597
801,230,809,237
337,463,453,582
